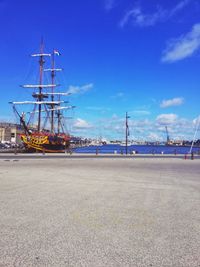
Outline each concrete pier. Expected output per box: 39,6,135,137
0,157,200,266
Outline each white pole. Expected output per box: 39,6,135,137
189,116,200,153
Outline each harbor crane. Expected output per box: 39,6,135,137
165,126,170,144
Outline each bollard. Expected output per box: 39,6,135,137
191,152,194,160
96,148,98,155
42,148,45,155
184,154,187,160
121,149,123,155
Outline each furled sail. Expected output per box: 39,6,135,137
10,101,65,105
27,106,75,114
21,84,59,88
32,92,71,96
44,68,63,72
31,53,51,57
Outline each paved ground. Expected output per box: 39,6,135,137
0,157,200,267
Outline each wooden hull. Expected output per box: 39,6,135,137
21,133,70,153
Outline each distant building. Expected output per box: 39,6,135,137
0,123,23,143
166,140,183,146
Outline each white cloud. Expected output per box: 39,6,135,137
193,115,200,125
71,113,198,141
156,113,178,125
120,0,191,28
147,133,162,141
73,118,92,129
160,97,184,108
67,83,93,95
162,23,200,63
111,113,119,119
170,0,191,16
119,6,166,28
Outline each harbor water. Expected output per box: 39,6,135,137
73,144,200,155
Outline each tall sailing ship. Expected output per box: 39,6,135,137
10,41,75,153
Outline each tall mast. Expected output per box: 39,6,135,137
38,39,45,132
51,50,55,132
43,49,63,134
57,106,61,133
125,112,130,155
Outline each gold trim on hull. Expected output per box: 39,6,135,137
21,133,70,153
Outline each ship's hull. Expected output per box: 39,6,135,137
21,133,70,153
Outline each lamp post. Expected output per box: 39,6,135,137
125,112,130,155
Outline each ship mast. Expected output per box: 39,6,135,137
43,49,75,134
38,40,45,132
47,49,63,133
9,41,74,139
58,104,61,133
51,50,55,133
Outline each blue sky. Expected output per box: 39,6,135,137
0,0,200,141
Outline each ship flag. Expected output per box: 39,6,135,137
54,50,61,56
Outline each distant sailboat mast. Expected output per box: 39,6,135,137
189,116,200,153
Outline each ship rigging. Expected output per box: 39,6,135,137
10,41,75,152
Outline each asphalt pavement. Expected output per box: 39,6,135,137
0,157,200,266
